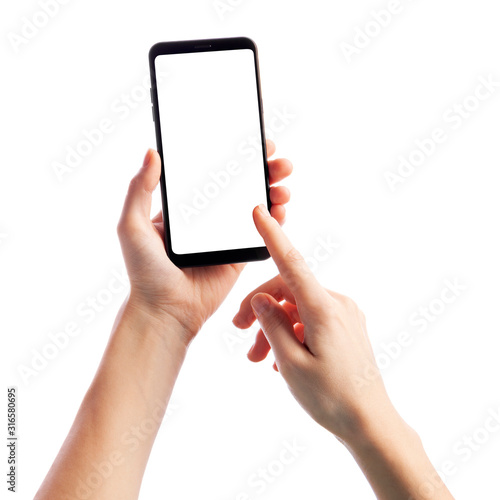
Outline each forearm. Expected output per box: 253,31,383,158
342,406,454,500
35,298,190,500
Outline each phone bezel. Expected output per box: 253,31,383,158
149,37,271,268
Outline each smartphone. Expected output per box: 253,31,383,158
148,37,271,268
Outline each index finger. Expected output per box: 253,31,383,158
253,204,326,306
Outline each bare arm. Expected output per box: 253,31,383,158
233,205,454,500
34,303,189,500
345,403,450,499
35,143,291,499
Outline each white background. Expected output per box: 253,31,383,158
1,1,500,499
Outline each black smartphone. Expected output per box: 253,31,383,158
148,37,271,268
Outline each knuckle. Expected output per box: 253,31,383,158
304,289,333,315
117,216,129,236
117,214,141,238
270,286,284,302
128,175,141,191
279,351,307,378
283,246,304,265
116,217,127,237
337,293,358,311
260,312,281,336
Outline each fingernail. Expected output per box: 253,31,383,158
251,294,270,316
258,204,271,217
142,149,153,169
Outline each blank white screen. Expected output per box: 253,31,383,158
155,49,267,255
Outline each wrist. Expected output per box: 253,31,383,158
341,401,419,456
121,294,197,352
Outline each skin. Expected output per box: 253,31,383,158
34,142,291,500
233,206,455,500
34,144,454,500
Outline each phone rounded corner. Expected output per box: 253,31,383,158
255,247,270,262
165,246,179,265
240,37,258,53
149,43,162,66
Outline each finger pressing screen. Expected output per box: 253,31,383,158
253,204,326,308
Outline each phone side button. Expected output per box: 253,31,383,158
151,106,155,122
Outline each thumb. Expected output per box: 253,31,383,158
120,149,161,227
251,293,305,367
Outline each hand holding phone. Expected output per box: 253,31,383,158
117,143,291,342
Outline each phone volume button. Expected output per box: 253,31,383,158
151,106,155,122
